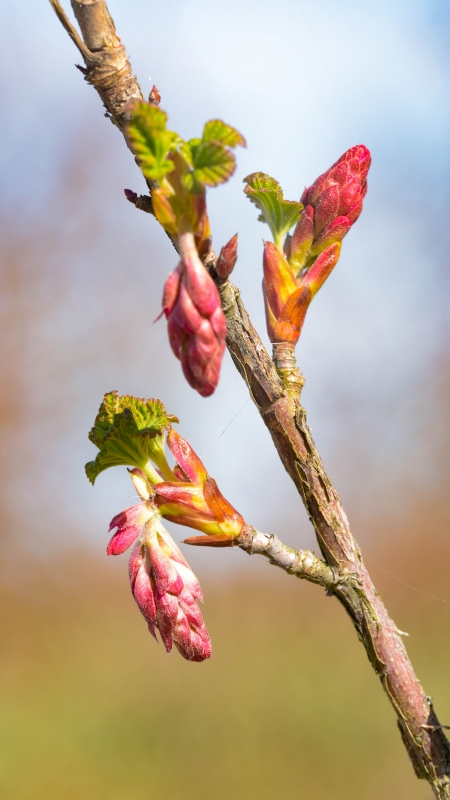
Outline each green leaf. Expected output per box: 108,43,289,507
186,140,236,189
86,391,178,485
243,172,303,249
203,120,246,149
127,102,181,182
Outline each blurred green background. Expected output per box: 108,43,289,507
1,0,450,797
1,508,449,799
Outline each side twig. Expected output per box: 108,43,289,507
50,2,450,796
237,526,335,589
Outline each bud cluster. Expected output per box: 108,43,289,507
129,518,211,662
90,393,246,661
257,145,371,345
161,232,228,398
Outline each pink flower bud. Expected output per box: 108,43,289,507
301,145,371,233
153,429,245,538
216,234,238,278
129,520,211,661
107,503,153,556
309,216,351,255
161,232,227,397
161,265,182,316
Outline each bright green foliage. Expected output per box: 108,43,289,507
127,104,245,234
127,104,244,193
203,119,246,149
244,172,303,249
86,391,178,485
183,139,237,192
126,104,180,182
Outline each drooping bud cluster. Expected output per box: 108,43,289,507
89,393,247,661
161,231,227,397
246,146,371,346
105,428,245,658
108,500,212,660
129,518,211,662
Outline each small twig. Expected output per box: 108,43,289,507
237,526,335,589
49,0,96,62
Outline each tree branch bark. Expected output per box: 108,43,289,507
50,2,450,796
237,526,335,588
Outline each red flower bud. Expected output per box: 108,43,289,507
161,232,227,397
301,144,370,232
216,234,238,278
107,504,152,556
107,492,211,661
310,216,351,255
129,519,211,661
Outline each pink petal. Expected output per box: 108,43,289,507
161,264,182,317
107,504,150,556
107,524,142,555
167,430,208,483
149,538,183,595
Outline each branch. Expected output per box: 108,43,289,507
237,527,335,588
50,2,450,796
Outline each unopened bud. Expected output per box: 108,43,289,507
309,216,351,255
153,429,245,538
261,145,371,349
124,188,138,204
161,232,227,397
129,519,212,661
148,85,161,105
129,468,152,501
216,234,238,278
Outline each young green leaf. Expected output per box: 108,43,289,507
127,102,181,182
183,140,236,191
86,391,178,485
202,120,246,149
244,172,303,249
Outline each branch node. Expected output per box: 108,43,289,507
272,342,305,399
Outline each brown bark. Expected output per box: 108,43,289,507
216,275,450,798
50,2,450,796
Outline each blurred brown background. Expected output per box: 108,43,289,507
1,0,450,797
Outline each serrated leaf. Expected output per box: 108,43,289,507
189,140,236,188
244,172,303,249
127,102,181,182
178,140,197,169
86,391,178,485
203,120,246,148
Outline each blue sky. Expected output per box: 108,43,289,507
1,0,449,563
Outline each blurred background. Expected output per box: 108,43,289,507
0,0,449,797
